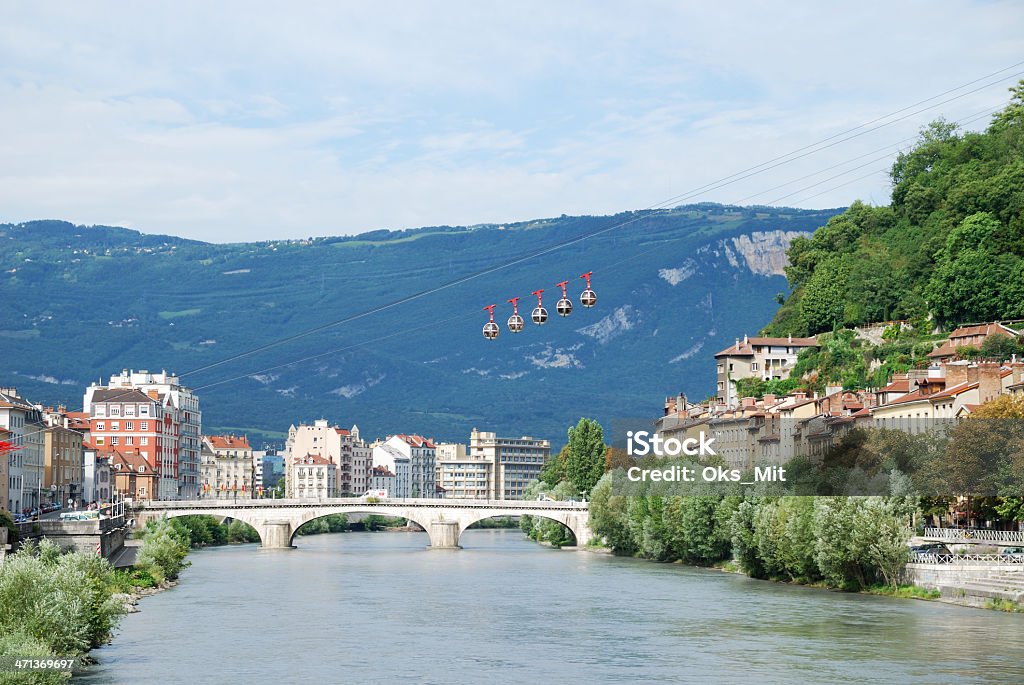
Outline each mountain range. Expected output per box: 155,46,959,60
0,204,842,445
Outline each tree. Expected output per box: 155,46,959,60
604,446,632,472
564,418,606,497
978,333,1024,360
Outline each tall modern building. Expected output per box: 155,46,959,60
469,429,550,500
84,369,202,499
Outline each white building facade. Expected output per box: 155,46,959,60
0,387,46,512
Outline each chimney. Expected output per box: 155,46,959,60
825,384,842,397
788,334,793,343
763,393,777,405
792,391,807,401
741,396,757,409
744,333,749,346
944,361,969,388
976,362,1003,403
735,337,740,349
1012,362,1024,385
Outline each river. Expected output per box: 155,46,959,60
76,529,1024,685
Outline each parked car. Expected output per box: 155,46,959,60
910,543,952,559
999,547,1024,561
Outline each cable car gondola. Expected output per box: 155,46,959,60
507,297,525,333
580,271,596,308
555,281,573,317
531,289,548,325
482,305,499,340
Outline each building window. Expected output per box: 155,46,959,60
111,437,119,445
141,437,149,446
96,422,105,430
140,421,148,430
111,422,119,430
751,362,758,371
125,421,134,430
126,436,133,445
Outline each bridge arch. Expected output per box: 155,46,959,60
288,507,434,547
141,509,268,544
456,511,587,548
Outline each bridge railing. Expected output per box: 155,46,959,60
910,553,1024,565
922,527,1024,543
133,497,589,511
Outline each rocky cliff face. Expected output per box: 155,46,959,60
727,230,810,277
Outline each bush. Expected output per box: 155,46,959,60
137,520,190,582
0,540,124,661
0,630,68,685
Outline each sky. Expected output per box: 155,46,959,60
1,2,1022,243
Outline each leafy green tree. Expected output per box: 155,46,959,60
978,332,1024,360
564,418,607,497
588,472,635,554
137,519,190,582
798,255,849,333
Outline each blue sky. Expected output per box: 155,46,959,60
1,1,1022,242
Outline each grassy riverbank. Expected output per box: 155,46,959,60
0,519,190,684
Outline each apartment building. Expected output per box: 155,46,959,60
0,427,10,513
201,435,255,498
40,407,85,508
378,435,438,498
111,448,159,502
714,335,818,406
285,420,369,496
371,443,411,498
368,466,396,495
0,387,45,512
927,323,1021,361
436,442,490,499
288,454,337,499
84,369,202,499
468,429,550,500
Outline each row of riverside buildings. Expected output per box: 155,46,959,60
282,421,550,500
660,323,1024,470
2,368,552,514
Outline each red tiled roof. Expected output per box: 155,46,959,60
293,453,333,466
371,466,395,477
878,377,910,393
107,448,157,473
396,434,436,449
335,428,351,436
714,336,817,358
949,323,1019,339
207,435,251,450
882,381,977,406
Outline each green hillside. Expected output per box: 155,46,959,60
765,82,1024,337
0,204,840,444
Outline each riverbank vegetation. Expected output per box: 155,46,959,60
0,540,126,684
765,83,1024,336
520,418,606,547
589,477,914,591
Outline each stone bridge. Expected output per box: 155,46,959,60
132,498,592,550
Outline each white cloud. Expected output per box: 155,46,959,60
0,2,1022,241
